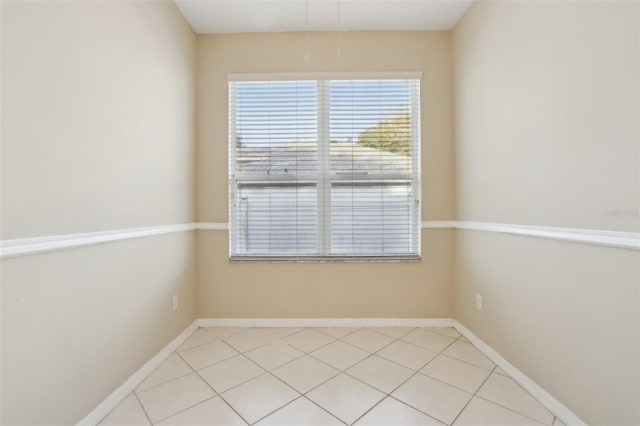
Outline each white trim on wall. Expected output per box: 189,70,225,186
455,220,639,250
2,221,637,259
77,320,199,426
0,223,197,259
195,222,229,231
227,71,423,82
197,317,455,328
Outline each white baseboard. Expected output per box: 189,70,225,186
196,317,456,328
453,320,586,426
77,320,199,426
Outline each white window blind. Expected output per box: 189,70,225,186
229,75,421,261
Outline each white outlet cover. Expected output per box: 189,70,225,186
475,294,482,310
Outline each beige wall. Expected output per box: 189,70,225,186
195,31,455,318
1,0,195,239
452,1,640,424
1,234,196,425
197,230,452,318
1,1,197,424
453,0,639,232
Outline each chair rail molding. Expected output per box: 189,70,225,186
2,221,637,258
454,221,639,250
0,223,197,259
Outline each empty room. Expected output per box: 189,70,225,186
1,0,638,425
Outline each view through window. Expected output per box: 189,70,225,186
229,75,421,260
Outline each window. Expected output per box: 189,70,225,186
228,73,421,261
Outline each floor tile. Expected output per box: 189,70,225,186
368,327,414,339
284,329,335,353
272,355,339,393
341,329,395,353
392,373,472,424
266,327,303,338
347,355,413,393
208,327,247,339
553,417,566,426
198,355,265,393
314,327,360,338
310,340,370,370
136,354,193,392
178,328,220,352
255,397,343,426
99,394,149,426
224,328,280,353
453,397,544,425
156,396,246,425
355,397,444,425
442,341,495,371
420,355,491,393
377,340,438,371
401,329,457,353
307,373,385,424
136,373,215,423
477,373,554,425
221,373,299,424
428,327,461,338
494,366,509,376
180,340,239,371
245,342,304,370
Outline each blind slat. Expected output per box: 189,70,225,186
229,78,421,259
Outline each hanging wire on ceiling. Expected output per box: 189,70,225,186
336,0,342,57
304,0,311,61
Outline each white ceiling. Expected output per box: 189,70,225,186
174,1,473,34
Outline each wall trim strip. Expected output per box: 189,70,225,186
77,320,199,426
0,223,197,259
79,318,586,425
196,222,229,231
197,317,455,328
453,320,587,426
2,221,637,259
455,220,639,250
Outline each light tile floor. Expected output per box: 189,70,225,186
99,327,564,426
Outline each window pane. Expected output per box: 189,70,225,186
328,80,416,255
331,181,415,255
235,183,319,255
229,77,420,259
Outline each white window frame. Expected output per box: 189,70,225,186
228,72,422,262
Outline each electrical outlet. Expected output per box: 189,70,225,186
172,294,178,310
475,294,482,310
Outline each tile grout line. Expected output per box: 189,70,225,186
449,365,498,425
180,347,255,425
126,326,513,426
221,339,338,425
173,347,252,425
174,346,255,425
132,391,154,425
473,394,550,426
246,327,408,425
223,326,462,425
348,332,463,425
130,327,376,425
223,327,416,425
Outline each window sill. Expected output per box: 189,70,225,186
228,255,421,263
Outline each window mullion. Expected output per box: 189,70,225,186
317,80,331,256
411,79,421,254
228,82,238,256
